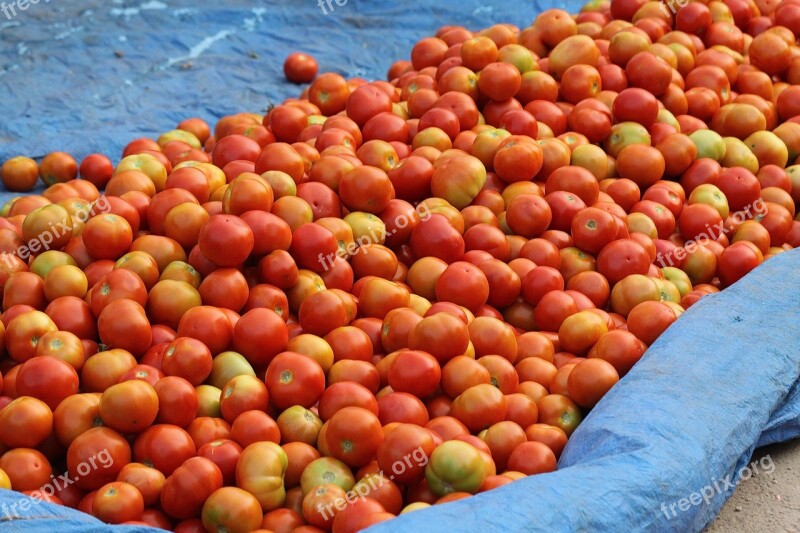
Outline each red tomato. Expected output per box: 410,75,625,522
161,456,223,520
133,424,196,476
326,406,384,467
15,356,79,409
93,481,144,524
284,52,319,84
98,299,152,357
265,351,326,410
198,214,254,267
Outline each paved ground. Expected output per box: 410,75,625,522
705,439,800,532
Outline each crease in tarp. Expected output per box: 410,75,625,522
1,2,799,532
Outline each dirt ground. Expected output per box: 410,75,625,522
704,439,800,532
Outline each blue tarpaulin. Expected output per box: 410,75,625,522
1,1,799,532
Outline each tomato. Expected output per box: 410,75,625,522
718,240,764,287
82,213,133,260
537,394,582,435
5,310,57,363
98,299,152,357
1,156,39,192
211,135,261,168
588,330,647,376
197,214,254,267
521,266,564,308
265,351,325,410
533,290,578,332
258,251,298,291
15,355,79,409
44,264,88,300
378,390,429,426
613,87,659,126
202,487,265,533
134,424,196,476
40,152,78,186
507,441,557,475
99,380,159,434
298,290,350,337
177,306,234,355
325,406,384,467
352,473,403,515
450,383,507,432
217,377,266,426
317,381,379,422
339,166,394,214
78,347,130,392
0,395,53,448
284,52,319,83
197,268,249,311
408,312,469,364
346,84,393,128
301,483,348,529
425,440,487,496
161,456,223,520
596,239,651,285
93,481,144,524
162,336,213,386
236,441,288,511
466,316,515,362
52,392,101,447
545,167,599,206
373,425,435,488
385,349,440,399
117,462,165,508
290,223,341,275
0,448,52,491
4,271,46,311
89,268,148,318
716,167,761,213
565,358,619,409
325,325,374,363
262,508,306,533
558,310,609,356
327,360,380,394
433,261,490,313
504,392,539,429
228,410,279,449
67,426,131,490
148,279,202,330
482,420,527,471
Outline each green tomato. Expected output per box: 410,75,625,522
425,440,487,497
299,456,355,495
208,351,255,390
661,267,692,297
689,129,726,161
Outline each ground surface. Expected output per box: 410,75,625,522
706,439,800,532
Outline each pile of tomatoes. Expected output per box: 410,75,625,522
1,0,800,531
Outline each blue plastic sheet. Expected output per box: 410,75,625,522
1,1,800,532
0,493,158,533
0,0,569,201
